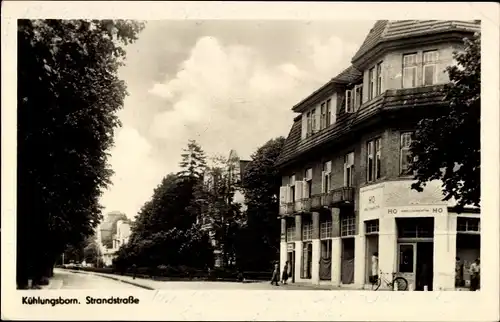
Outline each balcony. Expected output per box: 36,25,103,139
328,187,355,206
280,202,296,216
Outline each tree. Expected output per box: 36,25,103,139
196,154,244,267
17,19,145,288
410,33,480,211
238,137,285,270
178,139,207,180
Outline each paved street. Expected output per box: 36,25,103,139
49,269,357,290
51,269,140,289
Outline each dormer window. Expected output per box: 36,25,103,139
306,108,317,137
354,84,363,110
320,99,332,130
369,67,376,100
345,90,353,113
376,62,383,95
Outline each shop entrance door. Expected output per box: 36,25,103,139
287,250,295,283
398,243,417,289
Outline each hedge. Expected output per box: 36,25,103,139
57,265,272,282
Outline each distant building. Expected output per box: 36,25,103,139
96,211,132,266
199,150,250,267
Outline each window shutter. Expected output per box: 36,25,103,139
301,114,307,140
302,180,309,199
345,90,352,113
295,180,304,200
315,108,321,132
279,186,287,205
285,184,290,203
321,171,325,193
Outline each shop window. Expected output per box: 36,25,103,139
302,220,313,241
301,242,312,279
398,244,415,273
365,219,379,235
457,217,480,234
397,218,434,238
320,220,333,239
286,221,296,242
341,215,356,237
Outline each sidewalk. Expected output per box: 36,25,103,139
66,269,367,290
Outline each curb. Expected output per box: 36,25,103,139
67,269,154,290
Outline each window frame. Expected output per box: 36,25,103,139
365,219,380,235
353,84,363,110
368,67,375,100
344,152,355,187
320,102,326,130
302,220,313,241
422,50,438,86
367,140,374,182
375,137,382,180
399,132,415,176
320,220,333,239
345,90,353,113
322,161,332,193
340,214,356,237
325,99,331,127
376,62,383,95
402,53,418,89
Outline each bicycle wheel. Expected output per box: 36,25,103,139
373,276,382,291
393,277,408,291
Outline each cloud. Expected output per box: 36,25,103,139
100,125,166,218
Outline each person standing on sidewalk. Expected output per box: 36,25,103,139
270,263,280,286
281,261,289,285
132,263,137,280
369,252,379,289
469,258,480,291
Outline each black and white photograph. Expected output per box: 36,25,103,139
2,2,499,321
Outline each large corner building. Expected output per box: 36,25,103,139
276,20,481,291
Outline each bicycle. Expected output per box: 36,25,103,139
372,271,408,291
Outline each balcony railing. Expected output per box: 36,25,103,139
329,187,355,206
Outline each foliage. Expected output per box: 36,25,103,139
195,154,245,267
410,33,481,210
16,19,145,288
238,137,286,270
177,139,207,180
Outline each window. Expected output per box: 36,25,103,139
423,50,438,86
302,220,313,241
365,219,379,235
344,152,355,187
403,53,417,88
304,168,312,198
367,137,382,182
368,67,375,100
322,161,332,193
320,102,326,130
400,132,415,175
345,90,353,113
325,99,331,127
286,222,296,242
354,84,363,110
341,215,356,237
367,140,374,182
457,217,480,233
320,220,333,239
376,62,383,95
306,111,312,137
289,174,296,202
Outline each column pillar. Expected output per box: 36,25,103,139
294,214,302,281
331,208,341,286
311,212,320,284
378,216,396,289
433,210,455,291
354,233,366,287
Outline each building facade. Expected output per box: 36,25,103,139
199,150,250,267
96,212,132,266
276,20,480,291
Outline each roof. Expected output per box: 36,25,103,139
276,85,447,167
292,66,362,112
352,20,481,64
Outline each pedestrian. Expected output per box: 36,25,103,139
370,252,379,289
455,257,464,287
469,258,480,291
281,261,289,284
132,263,137,280
270,263,279,286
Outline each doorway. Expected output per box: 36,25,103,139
319,239,332,280
416,242,433,291
286,250,295,283
301,242,312,279
341,238,355,284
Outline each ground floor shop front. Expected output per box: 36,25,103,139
279,180,480,291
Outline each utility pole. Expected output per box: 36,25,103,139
62,253,65,266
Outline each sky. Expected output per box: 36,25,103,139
99,20,376,220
